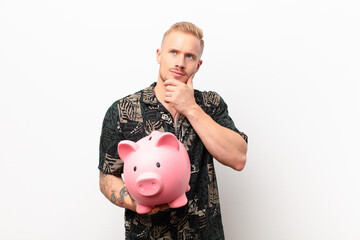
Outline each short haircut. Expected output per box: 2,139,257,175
162,22,204,55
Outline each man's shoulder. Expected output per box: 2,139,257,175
111,83,155,107
194,89,222,107
119,89,143,103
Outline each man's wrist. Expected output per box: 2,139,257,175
184,104,202,121
123,193,137,212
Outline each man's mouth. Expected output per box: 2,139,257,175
170,70,186,77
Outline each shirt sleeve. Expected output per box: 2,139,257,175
98,101,124,177
202,91,248,143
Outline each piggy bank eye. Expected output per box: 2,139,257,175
156,162,161,168
133,166,137,172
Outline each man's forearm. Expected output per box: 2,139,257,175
99,172,134,210
185,105,247,171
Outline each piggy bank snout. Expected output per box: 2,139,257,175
136,173,163,197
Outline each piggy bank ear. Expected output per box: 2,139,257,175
118,140,139,161
155,132,179,150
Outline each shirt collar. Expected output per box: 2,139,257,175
142,82,159,106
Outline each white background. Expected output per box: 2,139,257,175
1,0,359,239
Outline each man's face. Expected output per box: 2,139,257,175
157,31,203,84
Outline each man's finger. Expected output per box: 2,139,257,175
164,79,178,87
149,207,160,215
164,92,172,98
187,74,194,89
165,85,176,92
158,204,170,211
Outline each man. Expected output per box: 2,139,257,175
99,22,248,239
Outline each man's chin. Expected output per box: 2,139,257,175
174,75,188,82
159,74,187,83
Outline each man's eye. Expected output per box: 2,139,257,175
186,55,193,59
170,50,176,54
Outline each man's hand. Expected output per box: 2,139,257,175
122,188,170,214
163,74,197,115
147,204,170,215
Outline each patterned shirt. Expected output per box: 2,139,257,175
99,83,248,240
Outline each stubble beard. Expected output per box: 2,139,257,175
158,67,189,84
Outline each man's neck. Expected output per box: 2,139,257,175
154,79,177,119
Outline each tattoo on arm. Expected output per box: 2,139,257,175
117,187,129,206
100,173,129,207
110,191,117,203
100,172,112,195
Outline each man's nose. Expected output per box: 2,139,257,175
175,56,185,69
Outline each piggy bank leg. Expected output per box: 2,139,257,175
168,193,188,208
136,204,153,214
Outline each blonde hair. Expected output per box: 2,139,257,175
162,21,204,54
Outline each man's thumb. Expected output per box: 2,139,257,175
187,74,194,89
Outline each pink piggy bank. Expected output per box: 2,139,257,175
117,131,191,214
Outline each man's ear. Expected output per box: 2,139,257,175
156,49,161,64
195,59,203,72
